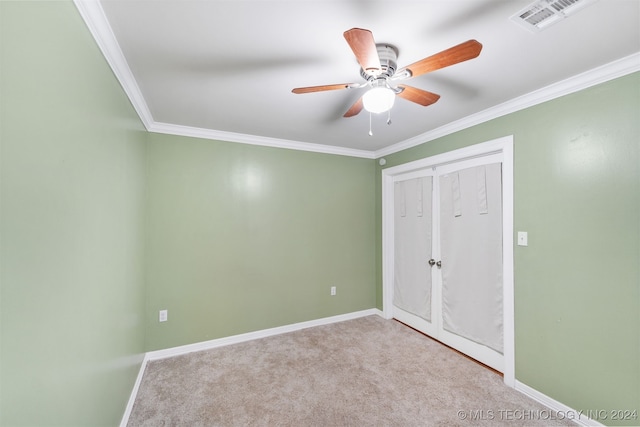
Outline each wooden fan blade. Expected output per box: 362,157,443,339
398,40,482,78
343,28,381,76
292,84,352,94
343,97,364,117
397,85,441,106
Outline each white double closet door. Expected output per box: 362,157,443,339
393,154,504,372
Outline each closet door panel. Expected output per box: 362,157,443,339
393,177,433,321
439,163,503,353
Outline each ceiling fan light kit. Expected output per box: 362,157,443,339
292,28,483,133
361,44,400,114
362,83,396,114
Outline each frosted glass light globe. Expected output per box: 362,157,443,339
362,87,395,114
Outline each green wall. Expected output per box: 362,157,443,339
376,72,640,425
1,1,637,426
0,2,147,426
144,134,376,351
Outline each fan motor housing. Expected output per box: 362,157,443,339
360,44,398,80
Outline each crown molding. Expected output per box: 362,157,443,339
75,0,637,161
74,0,372,159
74,0,154,130
149,122,375,159
375,52,640,158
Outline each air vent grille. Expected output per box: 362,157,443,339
511,0,599,32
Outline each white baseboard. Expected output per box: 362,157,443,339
515,381,604,426
146,308,383,361
119,355,149,427
120,308,383,426
122,311,612,427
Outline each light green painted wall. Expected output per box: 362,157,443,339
145,133,376,351
376,72,640,425
1,2,147,426
1,0,637,425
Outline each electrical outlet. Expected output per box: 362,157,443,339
159,309,168,322
517,231,528,246
330,286,336,296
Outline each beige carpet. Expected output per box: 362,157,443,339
128,315,575,426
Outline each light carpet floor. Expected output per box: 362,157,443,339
128,315,576,426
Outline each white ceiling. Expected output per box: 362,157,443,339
79,0,640,157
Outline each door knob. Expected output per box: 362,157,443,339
428,259,436,266
436,260,442,268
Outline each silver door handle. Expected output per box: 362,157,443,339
436,260,442,268
428,259,436,266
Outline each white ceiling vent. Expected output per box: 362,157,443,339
511,0,599,32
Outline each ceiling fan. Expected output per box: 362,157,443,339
292,28,483,120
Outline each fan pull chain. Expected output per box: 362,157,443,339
387,110,392,125
368,112,373,136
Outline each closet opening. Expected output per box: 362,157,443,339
381,136,514,387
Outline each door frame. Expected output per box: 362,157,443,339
381,135,515,387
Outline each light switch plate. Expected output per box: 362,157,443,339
517,231,528,246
